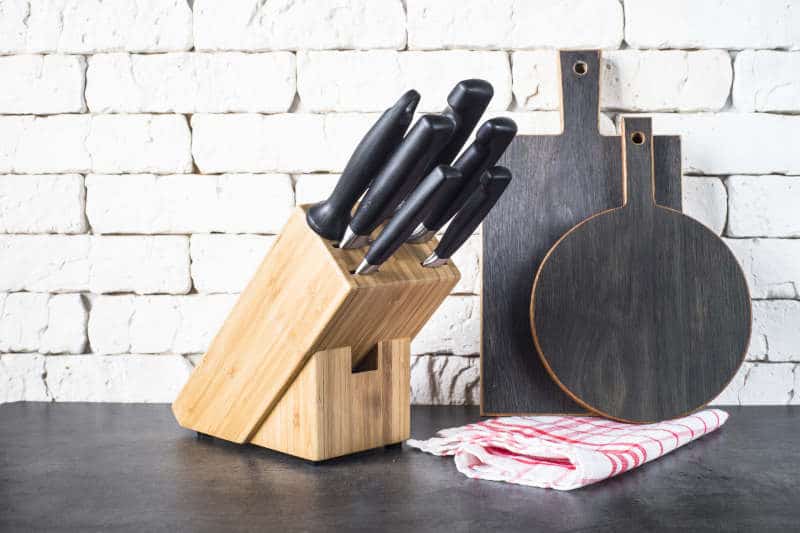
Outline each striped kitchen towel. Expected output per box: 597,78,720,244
407,409,727,490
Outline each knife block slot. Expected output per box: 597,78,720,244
172,205,460,461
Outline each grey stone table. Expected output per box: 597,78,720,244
1,404,797,532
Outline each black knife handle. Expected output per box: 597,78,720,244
365,165,461,267
306,90,420,240
422,117,517,233
435,166,512,260
427,79,494,173
350,114,456,237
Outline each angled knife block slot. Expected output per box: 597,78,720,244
172,206,460,461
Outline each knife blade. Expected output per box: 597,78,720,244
339,114,456,249
306,90,420,241
408,117,517,243
423,166,512,268
355,165,462,275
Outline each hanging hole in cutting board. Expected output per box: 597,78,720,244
631,131,646,145
573,61,588,76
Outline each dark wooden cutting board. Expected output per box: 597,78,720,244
481,50,683,415
531,117,750,423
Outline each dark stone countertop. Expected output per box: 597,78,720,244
1,403,797,532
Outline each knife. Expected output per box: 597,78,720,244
306,90,420,241
408,117,517,243
339,114,456,249
422,166,512,268
355,165,462,275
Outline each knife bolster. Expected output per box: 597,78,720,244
172,206,460,461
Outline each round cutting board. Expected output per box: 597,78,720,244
530,117,751,423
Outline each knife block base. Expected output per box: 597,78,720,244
172,206,459,461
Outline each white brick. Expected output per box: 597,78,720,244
513,50,731,112
725,238,800,299
734,51,800,112
413,296,479,355
727,176,800,238
192,113,380,174
193,0,405,51
89,236,190,295
712,363,798,406
0,114,191,174
0,174,86,233
45,354,193,402
625,0,800,50
749,301,800,362
682,177,727,235
636,114,800,175
86,174,293,234
190,234,275,294
0,235,90,292
298,51,511,112
450,235,480,295
0,0,192,54
89,295,237,354
0,293,86,354
86,52,295,113
294,174,340,205
0,55,85,114
407,0,623,50
410,355,479,405
0,354,49,403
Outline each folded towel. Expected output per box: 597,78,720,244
407,409,727,490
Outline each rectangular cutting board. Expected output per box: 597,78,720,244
481,50,683,415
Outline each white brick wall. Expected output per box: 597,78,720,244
1,1,798,406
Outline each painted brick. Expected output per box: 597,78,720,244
0,293,84,353
0,54,86,114
0,174,86,233
190,234,275,294
89,295,236,354
625,0,800,50
0,0,192,54
297,51,511,112
450,235,481,295
407,0,623,50
410,355,479,405
193,0,406,51
86,174,293,234
413,296,479,356
734,51,800,112
89,236,190,295
0,114,191,174
749,301,800,362
712,362,798,406
45,354,194,402
86,52,296,113
0,235,90,292
294,174,340,205
727,176,800,238
191,113,378,173
0,354,49,403
682,177,727,235
513,50,731,112
724,238,800,299
630,113,800,175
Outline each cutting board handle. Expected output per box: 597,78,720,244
560,50,601,135
621,117,656,211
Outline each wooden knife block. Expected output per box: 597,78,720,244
172,206,460,461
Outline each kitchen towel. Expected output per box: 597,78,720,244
407,409,727,490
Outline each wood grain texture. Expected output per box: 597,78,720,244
482,50,683,415
172,206,459,447
251,339,410,461
531,117,751,423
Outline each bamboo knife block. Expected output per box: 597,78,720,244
172,206,460,461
